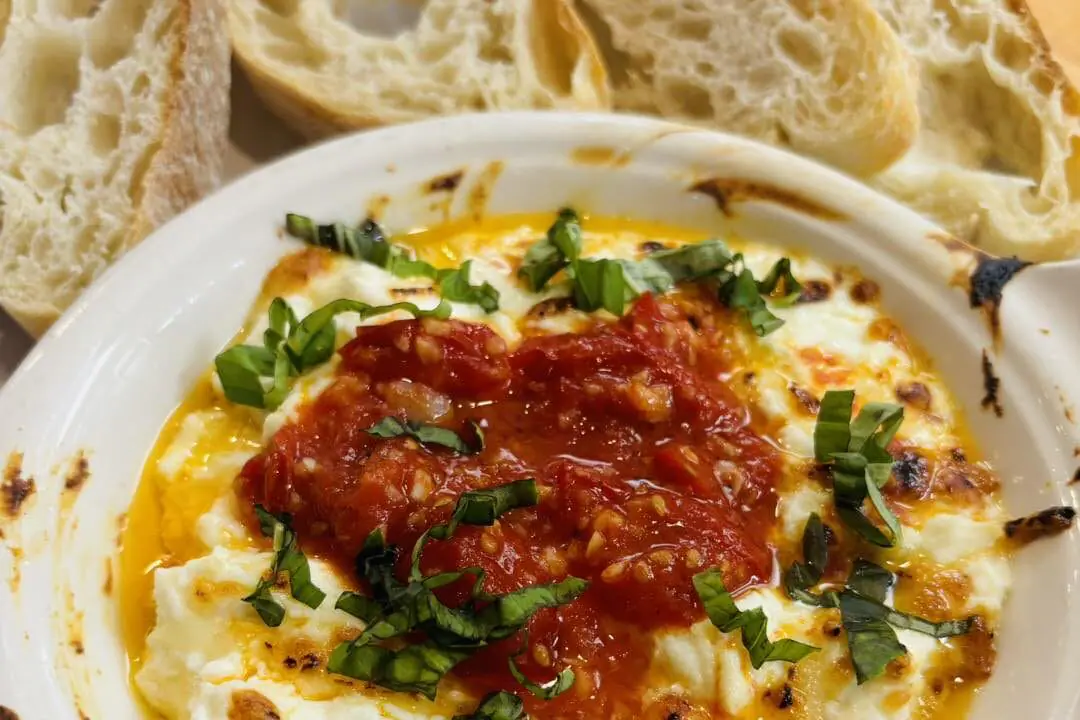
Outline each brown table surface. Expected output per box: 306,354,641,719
2,4,1079,386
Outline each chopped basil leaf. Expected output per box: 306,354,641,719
326,641,472,699
717,257,785,336
848,402,905,464
813,391,904,547
286,298,450,370
509,647,575,699
469,420,486,452
845,560,973,639
846,559,893,602
215,345,279,408
242,581,285,627
285,214,438,280
650,239,734,282
783,513,828,605
242,506,326,625
839,590,907,685
438,260,501,312
216,297,451,410
366,416,483,455
335,591,384,623
693,568,817,669
478,578,589,642
518,208,582,291
410,479,539,579
757,257,804,307
452,691,527,720
329,481,585,700
813,389,855,461
569,258,635,315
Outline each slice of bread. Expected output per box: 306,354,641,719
0,0,232,337
574,0,921,177
869,0,1080,260
227,0,611,140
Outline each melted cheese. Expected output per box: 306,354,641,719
123,214,1010,720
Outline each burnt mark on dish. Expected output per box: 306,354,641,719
1004,506,1076,546
2,452,34,520
570,145,631,167
426,170,464,194
1071,467,1080,485
969,256,1032,337
365,194,391,222
980,351,1003,418
689,178,845,221
796,279,831,303
64,452,90,494
895,381,932,412
467,161,505,221
102,559,114,596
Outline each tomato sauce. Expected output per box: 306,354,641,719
238,291,781,718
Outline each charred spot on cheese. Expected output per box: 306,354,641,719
892,450,930,495
1004,506,1076,546
426,170,464,194
849,278,881,304
895,381,932,411
689,177,845,220
526,296,575,319
776,683,795,709
796,279,831,303
969,255,1031,336
980,351,1004,417
227,689,281,720
64,452,90,493
1,452,34,519
788,383,820,415
639,240,667,254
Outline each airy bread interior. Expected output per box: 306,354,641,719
870,0,1080,260
574,0,921,177
0,0,230,336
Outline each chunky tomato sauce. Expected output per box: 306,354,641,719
239,291,781,717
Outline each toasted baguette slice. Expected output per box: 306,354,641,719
228,0,611,140
869,0,1080,260
575,0,920,177
0,0,231,337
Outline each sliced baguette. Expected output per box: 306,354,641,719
227,0,611,140
574,0,921,177
869,0,1080,260
0,0,231,336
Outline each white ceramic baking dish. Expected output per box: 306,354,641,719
0,112,1077,719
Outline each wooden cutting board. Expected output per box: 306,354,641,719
1027,0,1080,85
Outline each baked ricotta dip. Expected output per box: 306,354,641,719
120,210,1049,720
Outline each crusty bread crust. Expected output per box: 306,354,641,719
128,0,231,249
227,0,611,141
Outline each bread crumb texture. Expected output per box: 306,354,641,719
0,0,230,336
